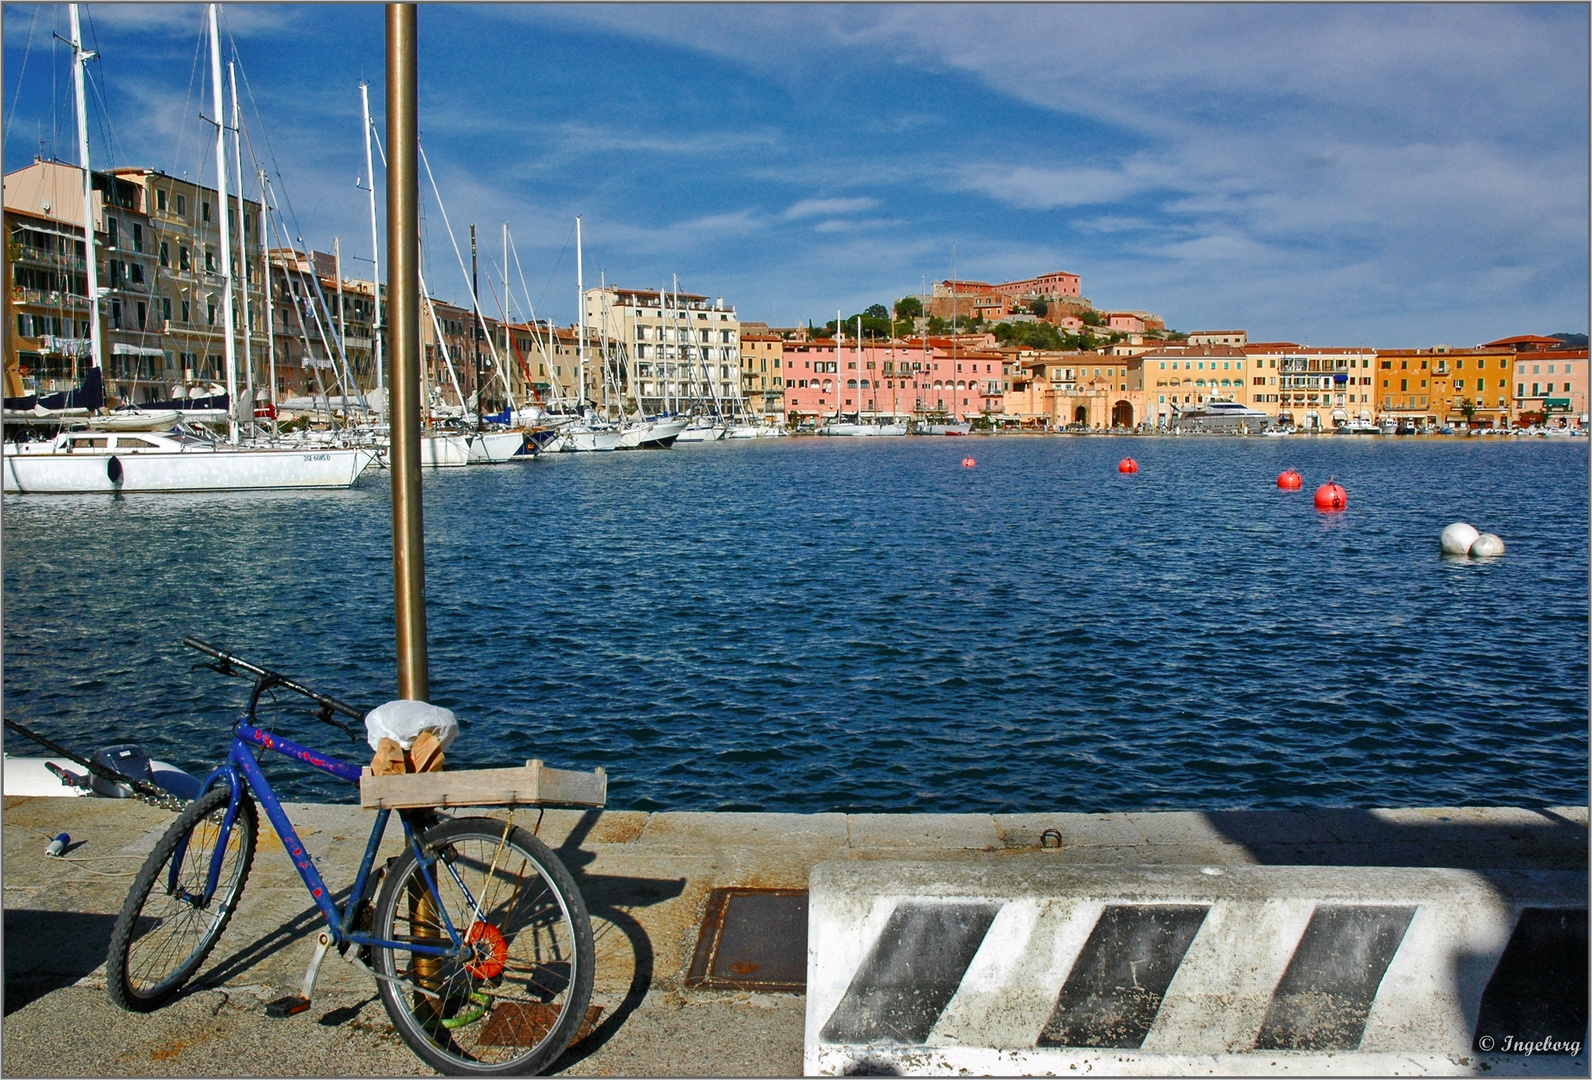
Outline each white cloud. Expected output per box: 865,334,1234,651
783,196,878,220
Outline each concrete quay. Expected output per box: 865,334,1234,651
2,797,1585,1077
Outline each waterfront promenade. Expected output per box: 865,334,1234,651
3,795,1584,1076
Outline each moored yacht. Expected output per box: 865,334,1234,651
1173,397,1272,433
3,426,376,493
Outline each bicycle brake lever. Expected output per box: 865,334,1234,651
317,702,361,742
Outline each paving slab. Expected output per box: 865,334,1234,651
2,798,1585,1077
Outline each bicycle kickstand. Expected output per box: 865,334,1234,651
265,931,333,1019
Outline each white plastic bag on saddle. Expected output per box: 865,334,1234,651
364,700,459,752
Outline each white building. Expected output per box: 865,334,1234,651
581,285,742,416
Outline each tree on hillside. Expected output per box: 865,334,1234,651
1031,299,1048,317
894,296,923,320
1080,309,1105,327
864,303,889,321
993,320,1064,350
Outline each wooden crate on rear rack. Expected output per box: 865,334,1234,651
359,759,607,810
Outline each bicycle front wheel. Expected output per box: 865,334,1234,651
372,816,595,1076
106,780,257,1011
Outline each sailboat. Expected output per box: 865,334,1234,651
818,314,905,436
2,5,377,493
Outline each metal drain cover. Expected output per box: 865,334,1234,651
686,887,807,992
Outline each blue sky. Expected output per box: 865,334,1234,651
4,3,1587,346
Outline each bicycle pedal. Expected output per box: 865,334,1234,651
265,995,311,1018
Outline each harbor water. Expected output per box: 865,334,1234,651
3,436,1586,812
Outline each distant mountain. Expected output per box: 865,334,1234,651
1552,333,1588,348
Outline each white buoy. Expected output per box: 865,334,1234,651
1470,533,1506,558
1440,522,1480,555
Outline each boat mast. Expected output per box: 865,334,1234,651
857,314,863,421
68,4,101,375
228,61,254,425
208,4,239,443
575,216,586,411
360,82,383,418
469,223,480,429
260,168,275,411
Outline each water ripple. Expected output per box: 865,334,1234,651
3,435,1586,812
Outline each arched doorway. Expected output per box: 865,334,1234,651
1112,400,1133,427
1074,405,1087,425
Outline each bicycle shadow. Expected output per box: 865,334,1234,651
547,809,686,1070
195,884,355,992
3,909,119,1015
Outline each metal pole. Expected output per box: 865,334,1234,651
229,61,254,425
208,4,239,444
68,5,101,374
387,3,428,701
361,82,385,418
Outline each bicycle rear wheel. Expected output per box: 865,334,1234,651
106,781,257,1011
372,817,594,1076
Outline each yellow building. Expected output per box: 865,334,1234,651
739,328,785,423
1375,346,1512,429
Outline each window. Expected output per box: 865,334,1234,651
111,299,122,329
176,193,186,216
157,189,168,212
1401,379,1408,391
1548,364,1556,374
161,297,171,322
205,248,216,272
179,245,191,271
137,300,147,329
132,223,143,253
160,241,169,267
1455,380,1464,391
131,263,144,285
1518,384,1525,397
1382,360,1392,369
202,201,211,222
207,303,216,325
107,217,119,247
1532,383,1540,396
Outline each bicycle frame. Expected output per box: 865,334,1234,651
183,709,471,962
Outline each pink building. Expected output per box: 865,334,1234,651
994,270,1081,299
782,337,1004,423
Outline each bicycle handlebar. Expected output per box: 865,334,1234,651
183,637,367,738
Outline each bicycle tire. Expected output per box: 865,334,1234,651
372,816,595,1076
106,781,257,1012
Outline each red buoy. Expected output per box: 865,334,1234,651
1277,469,1302,490
961,457,976,468
1118,458,1139,474
1314,479,1347,511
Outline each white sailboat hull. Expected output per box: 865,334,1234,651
466,431,526,463
674,421,726,442
3,442,376,493
818,421,907,437
617,417,688,449
549,425,624,453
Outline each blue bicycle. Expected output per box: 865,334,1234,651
105,639,595,1076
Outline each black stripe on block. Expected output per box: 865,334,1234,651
1254,904,1415,1051
818,901,1000,1046
1474,907,1588,1052
1037,904,1210,1049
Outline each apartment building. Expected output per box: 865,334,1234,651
739,327,786,423
780,336,1001,424
1238,344,1374,429
1483,336,1588,428
580,284,741,415
1375,346,1512,429
5,158,265,405
1187,329,1248,347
